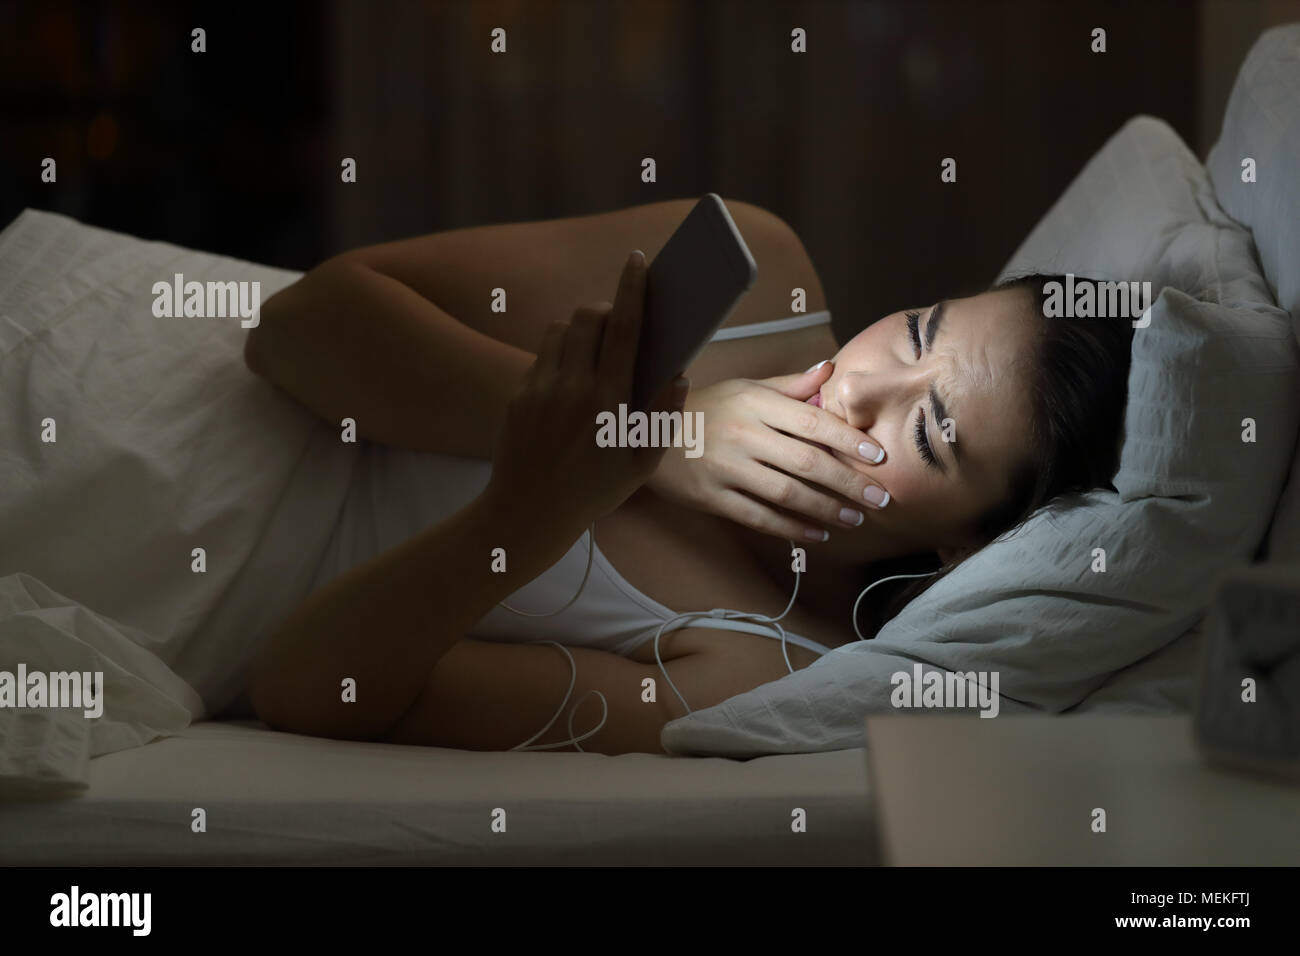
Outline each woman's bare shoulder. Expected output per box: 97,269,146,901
713,199,829,328
533,195,829,326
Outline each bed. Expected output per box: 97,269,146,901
2,25,1298,867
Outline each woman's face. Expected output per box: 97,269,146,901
809,288,1040,564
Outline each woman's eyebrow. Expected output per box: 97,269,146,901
925,299,948,350
922,299,960,472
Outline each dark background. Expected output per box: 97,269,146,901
2,0,1296,342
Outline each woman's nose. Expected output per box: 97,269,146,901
834,365,926,424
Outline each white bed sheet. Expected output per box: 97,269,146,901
0,721,874,866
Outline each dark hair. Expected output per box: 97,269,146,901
856,272,1137,635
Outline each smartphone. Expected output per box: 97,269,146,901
630,194,758,411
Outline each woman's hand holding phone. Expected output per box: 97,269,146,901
483,250,689,533
645,361,890,541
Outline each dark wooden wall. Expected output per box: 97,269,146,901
330,0,1200,342
5,0,1276,344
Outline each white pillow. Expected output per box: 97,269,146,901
1205,24,1300,564
1207,24,1300,334
0,210,356,717
661,116,1299,757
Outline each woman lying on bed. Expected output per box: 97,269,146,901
242,198,1133,755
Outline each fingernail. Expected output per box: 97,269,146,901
858,441,884,464
863,485,890,508
629,249,645,267
838,507,865,526
804,359,830,373
804,528,830,542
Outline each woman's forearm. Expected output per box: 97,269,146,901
247,492,586,740
246,256,533,458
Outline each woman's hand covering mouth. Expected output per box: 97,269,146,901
644,361,890,542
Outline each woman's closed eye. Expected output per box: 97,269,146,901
905,310,923,358
914,407,938,468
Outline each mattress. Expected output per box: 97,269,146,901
0,721,874,866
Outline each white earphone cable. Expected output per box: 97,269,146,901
498,525,938,747
850,570,940,642
499,526,608,751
